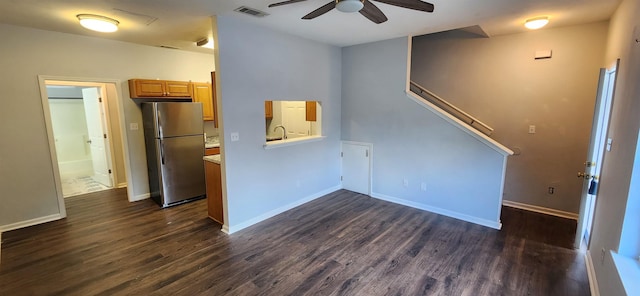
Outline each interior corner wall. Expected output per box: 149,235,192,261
0,23,214,229
588,0,640,294
214,15,342,230
410,22,609,214
341,37,506,227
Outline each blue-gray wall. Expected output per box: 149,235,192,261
341,37,508,228
214,15,342,232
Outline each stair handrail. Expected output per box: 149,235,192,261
409,81,494,135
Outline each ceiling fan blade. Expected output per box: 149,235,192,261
302,1,337,20
268,0,308,8
360,0,388,24
373,0,434,12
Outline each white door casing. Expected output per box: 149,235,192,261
82,87,113,187
341,142,372,195
574,61,618,249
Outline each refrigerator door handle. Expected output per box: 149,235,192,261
159,139,165,165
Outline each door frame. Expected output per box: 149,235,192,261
341,141,373,196
38,76,133,216
574,60,619,249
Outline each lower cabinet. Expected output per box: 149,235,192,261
205,161,224,224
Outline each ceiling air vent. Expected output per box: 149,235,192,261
234,6,269,17
159,45,180,50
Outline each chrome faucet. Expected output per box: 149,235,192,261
274,125,287,139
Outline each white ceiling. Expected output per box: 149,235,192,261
0,0,621,53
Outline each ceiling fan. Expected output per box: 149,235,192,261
268,0,435,24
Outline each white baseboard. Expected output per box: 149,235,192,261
371,192,502,230
0,214,63,233
585,251,600,296
117,182,127,189
225,185,342,234
129,193,150,202
502,200,578,220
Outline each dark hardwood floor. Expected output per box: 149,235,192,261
0,189,588,295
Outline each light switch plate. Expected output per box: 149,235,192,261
528,125,536,134
130,123,139,130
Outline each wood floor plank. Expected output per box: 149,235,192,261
0,189,588,295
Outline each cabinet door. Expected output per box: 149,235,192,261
192,82,214,121
265,101,273,119
130,79,165,97
205,161,224,224
165,81,192,97
211,72,219,128
306,101,317,121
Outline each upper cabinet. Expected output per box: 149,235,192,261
265,101,273,119
306,101,317,122
192,82,214,121
129,79,191,98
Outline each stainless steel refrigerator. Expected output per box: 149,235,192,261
142,102,206,207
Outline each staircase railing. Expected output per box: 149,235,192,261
409,81,494,136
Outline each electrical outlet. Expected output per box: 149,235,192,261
130,123,139,130
230,132,240,142
528,125,536,134
421,182,427,191
548,187,555,194
403,179,409,187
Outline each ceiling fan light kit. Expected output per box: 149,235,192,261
525,16,549,30
77,14,119,33
269,0,434,24
336,0,364,13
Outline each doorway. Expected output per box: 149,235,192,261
574,61,619,249
42,80,125,198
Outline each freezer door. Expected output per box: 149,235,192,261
157,135,206,205
156,102,203,137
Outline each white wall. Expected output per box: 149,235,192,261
588,0,640,294
0,23,214,229
411,22,609,215
341,37,508,228
214,15,342,232
48,98,91,164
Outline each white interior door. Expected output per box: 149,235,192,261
282,101,310,139
574,62,618,249
342,142,371,195
82,87,113,187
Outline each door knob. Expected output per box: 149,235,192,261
577,172,592,179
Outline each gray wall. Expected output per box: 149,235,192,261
0,23,214,228
589,0,640,293
411,22,609,214
342,37,508,227
214,15,342,231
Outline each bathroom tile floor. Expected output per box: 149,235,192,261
61,175,110,197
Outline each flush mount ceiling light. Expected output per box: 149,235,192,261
77,14,119,33
336,0,364,13
525,16,549,30
196,38,214,49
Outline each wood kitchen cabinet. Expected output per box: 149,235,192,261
211,72,219,128
205,147,220,155
306,101,317,121
205,161,224,224
191,82,214,121
128,79,191,98
265,101,273,119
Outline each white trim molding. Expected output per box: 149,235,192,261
225,185,341,234
0,214,63,233
372,192,502,230
585,251,600,296
130,193,150,202
502,200,579,220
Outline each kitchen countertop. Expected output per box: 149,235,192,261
203,154,221,164
205,135,220,149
